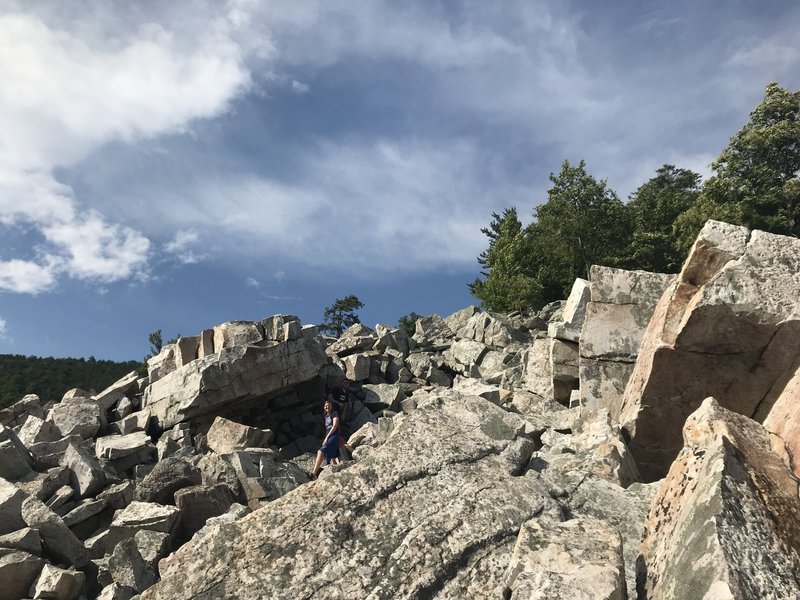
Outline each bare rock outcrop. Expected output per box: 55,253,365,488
144,393,560,600
638,397,800,599
619,220,800,480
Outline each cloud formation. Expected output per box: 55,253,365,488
0,2,255,292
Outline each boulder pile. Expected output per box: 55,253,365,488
0,220,799,599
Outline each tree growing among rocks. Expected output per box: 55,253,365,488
320,295,364,337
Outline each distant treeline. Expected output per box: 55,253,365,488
0,354,141,409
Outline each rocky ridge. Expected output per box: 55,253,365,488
0,220,798,599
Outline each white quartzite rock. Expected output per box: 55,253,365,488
579,265,673,415
547,278,590,342
619,221,800,480
144,393,562,600
145,334,328,428
502,516,626,600
206,416,274,455
639,398,800,599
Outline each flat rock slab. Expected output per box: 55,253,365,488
145,393,560,600
145,335,328,429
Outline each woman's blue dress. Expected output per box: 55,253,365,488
320,410,340,462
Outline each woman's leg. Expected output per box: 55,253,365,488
311,450,325,477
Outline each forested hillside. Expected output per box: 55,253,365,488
0,354,141,409
471,82,800,312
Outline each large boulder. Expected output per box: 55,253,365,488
212,321,263,353
134,457,202,505
638,397,800,599
0,549,45,600
0,394,42,428
205,417,274,455
49,400,103,440
144,393,562,599
325,323,377,357
547,278,590,342
145,334,328,429
0,426,34,481
61,442,106,499
578,266,673,415
502,516,626,600
618,221,800,480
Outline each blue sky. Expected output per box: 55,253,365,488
1,0,799,361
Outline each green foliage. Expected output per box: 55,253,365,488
397,312,422,336
0,354,141,409
147,330,163,359
469,208,542,312
625,165,701,272
676,82,800,248
320,295,364,337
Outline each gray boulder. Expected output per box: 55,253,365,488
134,457,202,505
0,548,45,600
145,334,328,429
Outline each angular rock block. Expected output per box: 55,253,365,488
619,221,800,480
639,398,800,599
145,334,328,429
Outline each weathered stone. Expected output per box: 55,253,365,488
443,305,480,334
0,425,33,481
145,334,328,429
619,221,800,480
147,344,176,385
452,311,526,348
155,423,191,461
62,498,109,527
339,352,367,381
45,485,75,512
133,529,171,570
522,338,553,399
93,371,140,412
639,397,800,599
547,278,590,342
260,314,301,342
174,484,233,539
21,495,89,568
579,265,673,416
326,323,377,357
97,583,136,600
17,416,62,447
134,457,201,505
197,328,215,359
195,454,242,502
0,527,41,556
62,442,106,499
49,400,103,440
96,432,156,473
205,417,273,455
763,356,800,477
112,396,134,421
362,384,404,412
174,336,200,368
256,453,309,501
502,516,626,600
442,338,489,374
452,377,511,406
372,324,413,356
108,539,156,593
412,314,454,346
0,549,45,600
212,320,263,353
107,502,181,555
29,435,84,470
97,481,136,510
0,394,42,428
404,353,451,387
144,393,561,600
62,388,90,402
29,563,86,600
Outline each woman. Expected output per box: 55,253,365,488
310,399,340,479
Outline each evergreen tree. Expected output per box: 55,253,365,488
320,295,364,337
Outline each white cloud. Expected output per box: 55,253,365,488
0,3,259,293
291,80,310,94
0,317,7,339
0,258,59,294
245,276,260,287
